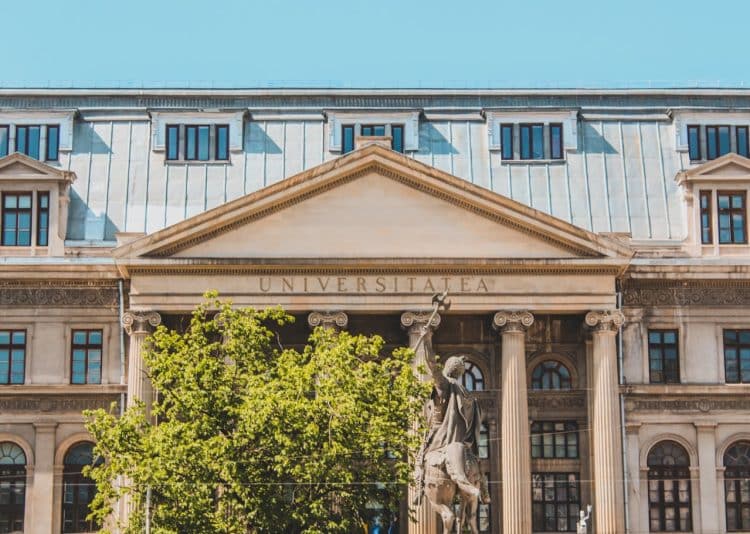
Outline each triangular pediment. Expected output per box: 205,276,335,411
114,145,631,262
0,153,75,182
677,153,750,184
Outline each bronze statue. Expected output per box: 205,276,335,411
413,293,489,534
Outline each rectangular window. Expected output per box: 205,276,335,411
688,125,701,161
501,124,514,160
185,125,210,161
45,125,59,161
391,124,404,153
648,329,680,384
16,126,41,160
1,193,32,246
166,125,179,161
0,125,8,157
530,421,579,459
342,125,355,154
724,329,750,383
550,123,563,160
37,192,49,247
361,124,386,137
70,329,102,384
706,125,731,160
717,191,746,244
0,330,25,384
520,124,544,160
531,473,580,532
215,125,229,160
737,126,749,158
700,190,713,244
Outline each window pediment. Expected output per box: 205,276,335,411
676,153,750,186
0,153,75,184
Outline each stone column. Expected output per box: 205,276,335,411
307,311,348,332
401,311,441,534
122,310,161,411
585,310,625,533
624,423,642,533
31,422,57,534
493,311,534,534
695,422,719,530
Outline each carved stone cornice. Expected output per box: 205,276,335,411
0,395,120,413
122,310,161,336
492,311,534,333
307,311,348,330
400,311,441,333
623,280,750,307
528,392,586,410
627,396,750,413
0,282,118,307
585,310,624,332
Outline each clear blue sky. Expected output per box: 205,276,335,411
4,0,750,88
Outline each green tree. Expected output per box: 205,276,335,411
85,294,429,534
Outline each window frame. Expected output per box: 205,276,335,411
15,125,41,160
215,124,229,160
1,191,33,247
70,329,103,385
520,123,545,160
687,125,702,161
165,124,180,161
36,191,49,247
737,126,749,158
699,190,713,245
341,125,355,154
716,190,747,245
531,360,573,390
461,360,485,392
723,329,750,384
501,124,514,160
45,124,59,161
724,441,750,531
549,123,563,160
0,330,26,385
0,125,9,157
531,472,581,532
390,124,404,153
530,421,579,459
648,329,680,384
184,124,211,161
647,440,692,532
62,442,100,534
0,442,26,533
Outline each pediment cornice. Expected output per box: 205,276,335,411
676,153,750,186
0,153,75,183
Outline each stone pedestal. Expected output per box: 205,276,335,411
585,310,625,533
493,311,534,534
401,311,441,534
122,310,161,412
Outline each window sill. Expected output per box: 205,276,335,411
164,160,232,166
500,158,566,165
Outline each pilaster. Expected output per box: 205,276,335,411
31,422,57,534
493,310,534,534
695,421,719,531
585,310,625,533
122,310,161,410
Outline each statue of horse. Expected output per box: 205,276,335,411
422,442,484,534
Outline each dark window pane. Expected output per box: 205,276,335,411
342,125,354,154
197,126,209,161
532,125,544,159
718,192,747,244
216,125,229,160
688,126,701,160
550,123,563,159
166,125,179,160
391,125,404,153
738,127,749,157
27,126,40,160
46,125,59,161
71,330,103,385
649,329,680,383
719,126,731,156
501,124,513,160
185,126,197,160
520,125,532,159
707,126,718,160
0,126,8,157
15,127,26,155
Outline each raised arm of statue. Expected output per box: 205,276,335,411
420,325,449,395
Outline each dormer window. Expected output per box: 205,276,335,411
341,124,405,154
676,115,750,161
327,111,418,153
486,111,577,162
152,112,244,163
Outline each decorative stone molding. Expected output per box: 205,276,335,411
0,395,120,412
307,311,348,330
492,310,534,333
0,284,118,307
627,397,750,413
528,393,586,409
121,310,161,336
623,283,750,307
585,310,625,332
399,311,441,332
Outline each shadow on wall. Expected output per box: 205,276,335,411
246,122,282,154
420,123,459,155
66,188,118,241
581,123,618,155
72,123,112,155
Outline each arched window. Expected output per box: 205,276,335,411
647,440,692,532
724,440,750,531
462,361,485,391
531,361,572,390
0,442,26,533
478,423,489,459
62,442,99,533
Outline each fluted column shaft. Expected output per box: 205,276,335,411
401,311,441,534
494,311,534,534
586,310,625,533
122,311,161,411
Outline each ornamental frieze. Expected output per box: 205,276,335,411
622,282,750,307
528,393,586,409
626,397,750,413
0,284,119,307
0,395,120,413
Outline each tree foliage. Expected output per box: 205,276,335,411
85,294,429,533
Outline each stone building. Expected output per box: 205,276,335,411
0,88,749,533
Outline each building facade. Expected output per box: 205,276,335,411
0,88,749,533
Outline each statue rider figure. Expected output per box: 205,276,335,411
413,317,490,505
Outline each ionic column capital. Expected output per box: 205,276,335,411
307,311,348,330
400,311,441,334
585,310,625,333
122,310,161,337
492,310,534,333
